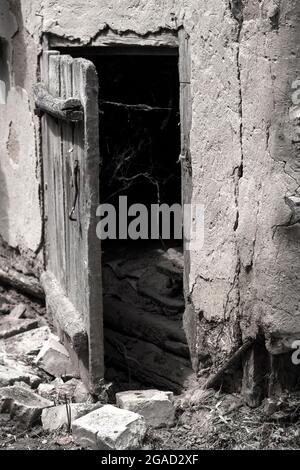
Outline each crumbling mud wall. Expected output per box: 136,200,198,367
1,0,300,395
187,0,300,395
0,0,41,252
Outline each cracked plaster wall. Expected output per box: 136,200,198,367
1,0,300,369
0,0,41,252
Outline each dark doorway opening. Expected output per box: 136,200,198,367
96,53,191,393
98,55,181,219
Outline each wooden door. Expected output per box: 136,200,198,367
36,51,103,394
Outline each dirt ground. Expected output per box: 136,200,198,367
1,391,300,450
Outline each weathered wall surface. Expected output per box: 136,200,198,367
1,0,300,380
0,0,42,252
238,0,300,358
188,0,300,373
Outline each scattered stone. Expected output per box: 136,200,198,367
14,381,31,390
0,318,38,339
116,389,175,428
0,326,50,358
72,404,146,450
37,381,61,401
0,363,41,388
42,402,102,432
37,378,88,403
9,303,27,319
35,334,77,378
0,385,53,428
55,435,73,446
73,380,91,403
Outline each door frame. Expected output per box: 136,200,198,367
40,28,193,378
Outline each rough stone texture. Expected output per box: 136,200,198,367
0,318,38,339
0,385,53,428
73,380,91,403
9,303,27,319
116,389,175,428
0,326,50,358
1,0,300,391
72,404,147,450
34,334,77,378
41,402,102,431
0,363,41,388
37,378,90,403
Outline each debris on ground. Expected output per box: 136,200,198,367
35,334,78,379
0,385,53,428
41,402,103,432
116,389,175,428
1,326,50,358
0,258,299,450
72,404,147,450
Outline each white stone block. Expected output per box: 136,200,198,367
72,404,146,450
116,389,175,428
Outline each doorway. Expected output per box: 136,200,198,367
94,52,190,392
42,37,193,394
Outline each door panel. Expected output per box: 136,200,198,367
39,51,103,393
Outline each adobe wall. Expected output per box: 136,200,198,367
1,0,300,387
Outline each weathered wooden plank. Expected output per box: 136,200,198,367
34,83,83,121
71,59,85,320
178,29,192,253
47,55,61,281
41,271,87,353
51,56,68,293
49,30,179,49
242,341,268,408
60,55,74,296
74,58,104,393
41,51,103,394
179,30,196,370
41,51,59,268
204,338,255,390
0,267,44,300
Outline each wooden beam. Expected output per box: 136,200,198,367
41,271,88,353
34,83,84,122
204,338,255,390
49,30,179,50
0,267,44,300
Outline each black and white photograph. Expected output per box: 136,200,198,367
0,0,299,456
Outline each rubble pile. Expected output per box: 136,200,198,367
0,293,176,449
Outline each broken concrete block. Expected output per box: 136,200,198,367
37,381,62,401
72,404,146,450
9,303,27,319
35,334,76,378
0,363,41,389
73,380,91,403
1,326,50,358
116,389,175,428
37,378,87,403
42,402,102,432
0,385,53,428
0,318,38,339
